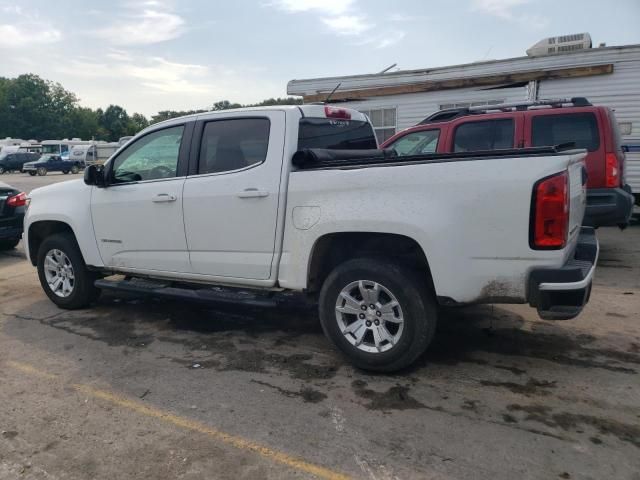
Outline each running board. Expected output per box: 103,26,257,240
94,277,279,308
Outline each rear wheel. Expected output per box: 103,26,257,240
37,233,101,309
37,167,47,176
0,238,20,250
319,258,437,372
71,165,80,174
28,171,36,176
0,166,5,174
62,170,69,174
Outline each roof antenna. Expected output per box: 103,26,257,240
378,63,397,74
325,82,342,103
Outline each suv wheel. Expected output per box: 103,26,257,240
71,165,80,174
0,166,5,174
319,258,437,372
37,167,47,176
37,233,101,309
28,171,36,176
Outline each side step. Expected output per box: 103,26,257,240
94,277,279,308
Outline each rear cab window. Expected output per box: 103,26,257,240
298,118,377,150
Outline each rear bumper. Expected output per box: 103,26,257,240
0,216,23,240
583,185,634,227
528,227,598,320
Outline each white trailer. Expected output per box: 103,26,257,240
288,37,640,198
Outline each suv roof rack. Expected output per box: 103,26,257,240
418,97,592,125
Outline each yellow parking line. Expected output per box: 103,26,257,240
7,360,351,480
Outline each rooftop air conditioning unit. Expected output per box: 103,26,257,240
526,33,592,57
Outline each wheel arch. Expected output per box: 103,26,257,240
306,232,435,295
28,221,77,266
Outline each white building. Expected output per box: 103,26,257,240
288,36,640,195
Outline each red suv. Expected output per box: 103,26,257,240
381,97,634,228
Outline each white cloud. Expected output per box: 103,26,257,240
269,0,356,16
471,0,548,28
0,5,61,48
322,15,372,36
95,4,185,45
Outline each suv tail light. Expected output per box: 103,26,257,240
6,192,27,207
531,171,569,249
324,105,351,120
604,152,620,187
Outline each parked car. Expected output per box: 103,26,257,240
0,181,27,250
22,155,84,176
381,97,634,229
0,152,40,174
24,105,597,372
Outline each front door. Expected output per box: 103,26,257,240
182,112,285,280
91,124,191,273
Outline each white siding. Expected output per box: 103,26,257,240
538,58,640,193
340,85,528,131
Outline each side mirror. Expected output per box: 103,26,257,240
84,164,106,187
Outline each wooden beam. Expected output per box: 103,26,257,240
302,64,614,103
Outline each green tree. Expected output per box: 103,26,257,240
129,113,149,134
99,104,131,141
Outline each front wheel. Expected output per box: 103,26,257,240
319,258,437,372
37,167,47,176
37,233,101,309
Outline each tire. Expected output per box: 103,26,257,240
0,238,20,250
319,258,437,372
62,170,69,174
37,233,101,309
71,165,80,174
0,166,5,174
28,171,36,176
37,167,47,176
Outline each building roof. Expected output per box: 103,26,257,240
287,44,640,100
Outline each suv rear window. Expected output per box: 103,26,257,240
298,118,377,150
453,119,514,152
532,113,599,151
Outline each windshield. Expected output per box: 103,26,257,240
298,118,377,150
42,145,60,154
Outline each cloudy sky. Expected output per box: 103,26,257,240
0,0,638,116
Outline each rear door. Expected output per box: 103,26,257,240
445,113,524,152
182,111,286,280
524,109,603,188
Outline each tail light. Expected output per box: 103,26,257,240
324,105,351,120
604,152,620,187
531,171,569,249
6,192,27,207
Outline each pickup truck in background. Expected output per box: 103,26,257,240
23,155,84,176
24,105,598,371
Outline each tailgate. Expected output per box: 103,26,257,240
567,156,588,246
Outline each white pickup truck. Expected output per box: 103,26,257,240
24,105,598,371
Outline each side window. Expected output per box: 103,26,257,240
453,119,514,152
389,130,440,156
112,125,184,183
532,113,599,151
198,118,270,174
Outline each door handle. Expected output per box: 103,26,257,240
152,193,177,203
237,188,269,199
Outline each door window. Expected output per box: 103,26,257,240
531,113,599,151
198,118,270,174
388,130,440,156
453,119,514,152
112,125,184,183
